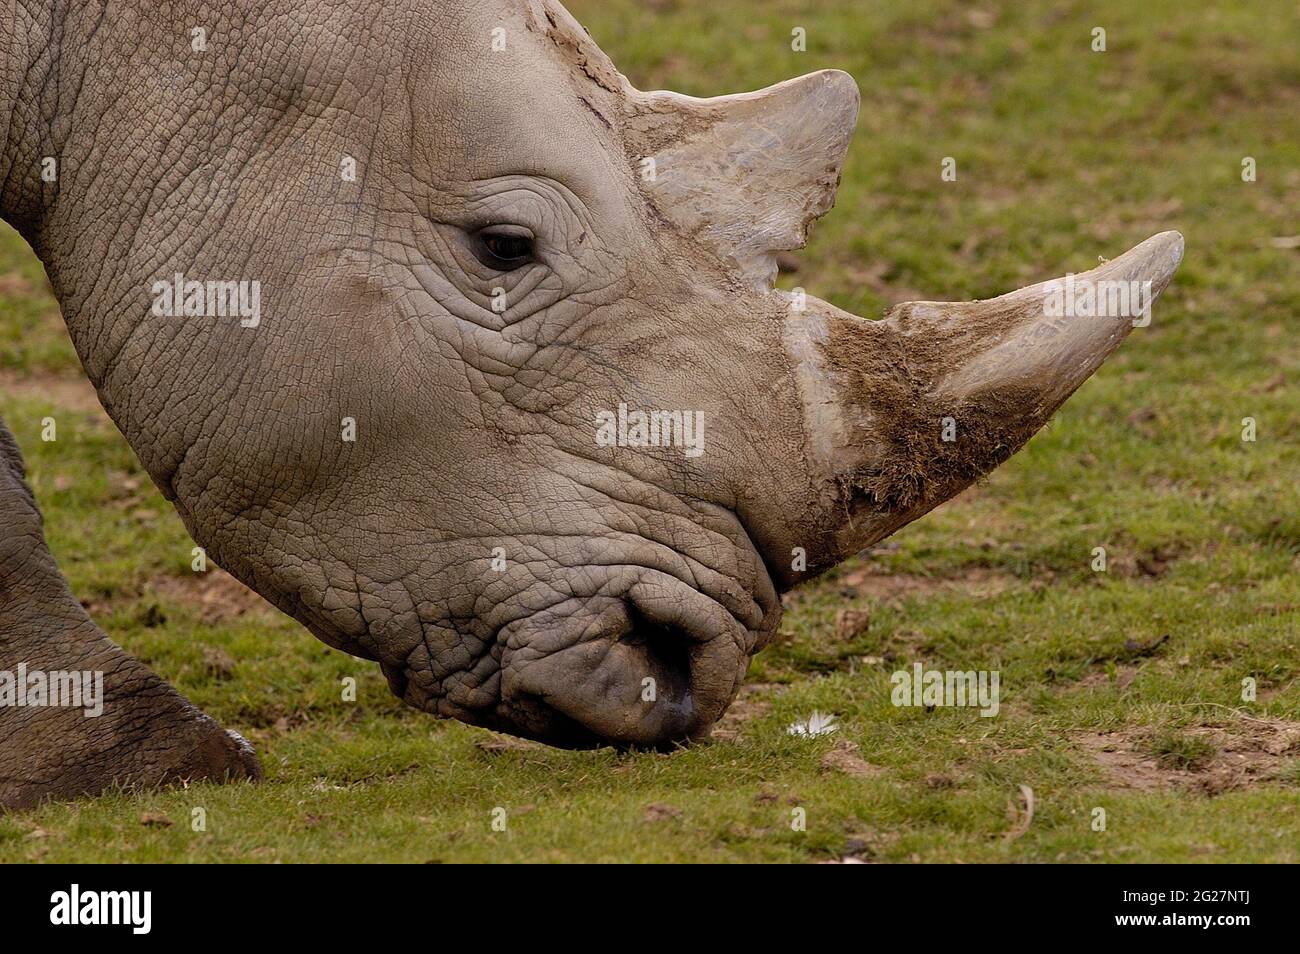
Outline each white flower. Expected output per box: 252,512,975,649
787,711,838,738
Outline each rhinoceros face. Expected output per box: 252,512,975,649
51,0,1180,748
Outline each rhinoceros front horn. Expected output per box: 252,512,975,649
786,230,1185,572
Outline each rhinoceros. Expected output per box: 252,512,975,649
0,0,1182,807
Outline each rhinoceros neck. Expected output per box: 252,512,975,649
2,1,253,495
0,0,63,241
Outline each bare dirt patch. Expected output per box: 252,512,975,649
834,607,872,640
1075,665,1141,691
819,739,882,778
643,802,683,823
0,273,36,297
836,565,1017,603
150,569,274,624
0,369,103,416
1103,543,1187,580
1078,716,1300,794
710,683,778,742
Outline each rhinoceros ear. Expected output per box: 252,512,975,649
626,70,860,288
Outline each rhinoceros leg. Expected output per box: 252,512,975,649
0,416,260,809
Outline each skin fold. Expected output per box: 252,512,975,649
0,0,1181,805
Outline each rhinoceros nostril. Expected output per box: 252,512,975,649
497,592,747,750
618,613,702,748
622,608,694,715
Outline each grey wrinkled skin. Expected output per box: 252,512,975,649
2,0,1181,803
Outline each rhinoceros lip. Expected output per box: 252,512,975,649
382,495,779,749
483,502,779,749
496,591,754,750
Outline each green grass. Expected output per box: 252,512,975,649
2,0,1298,862
1146,729,1217,772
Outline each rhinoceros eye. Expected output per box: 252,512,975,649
473,225,535,270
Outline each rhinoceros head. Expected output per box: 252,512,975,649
18,0,1182,747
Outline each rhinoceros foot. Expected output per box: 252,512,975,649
0,416,261,810
0,637,264,810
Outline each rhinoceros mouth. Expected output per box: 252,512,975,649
371,475,779,748
494,581,763,750
387,498,769,749
480,494,777,748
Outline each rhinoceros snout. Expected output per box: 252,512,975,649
495,583,761,749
